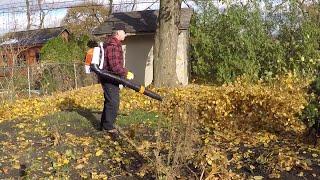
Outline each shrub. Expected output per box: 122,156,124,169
40,37,84,63
300,74,320,127
190,1,320,83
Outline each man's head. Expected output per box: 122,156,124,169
112,23,126,41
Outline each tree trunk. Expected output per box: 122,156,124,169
38,0,45,29
26,0,31,30
153,0,182,87
131,0,137,11
108,0,113,16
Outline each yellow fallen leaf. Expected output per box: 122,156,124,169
312,154,318,158
63,158,69,164
85,153,92,158
298,172,304,177
268,173,280,178
253,176,263,180
12,162,20,169
95,150,103,157
75,164,85,169
114,157,122,162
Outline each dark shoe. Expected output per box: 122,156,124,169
99,125,103,131
107,129,120,141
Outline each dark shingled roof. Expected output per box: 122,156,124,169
93,8,193,35
0,27,69,47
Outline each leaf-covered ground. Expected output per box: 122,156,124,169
0,109,320,179
0,110,157,179
201,126,320,179
1,79,320,179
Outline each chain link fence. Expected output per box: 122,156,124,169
0,62,98,103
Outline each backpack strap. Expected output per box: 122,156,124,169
98,42,104,69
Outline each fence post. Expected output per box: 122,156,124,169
73,63,78,89
10,66,14,102
27,65,31,98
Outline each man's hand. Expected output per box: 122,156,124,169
126,71,134,80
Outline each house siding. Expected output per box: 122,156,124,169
0,46,41,67
122,32,189,86
60,31,69,42
122,34,154,86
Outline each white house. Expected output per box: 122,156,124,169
93,8,193,86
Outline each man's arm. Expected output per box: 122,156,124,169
106,45,128,77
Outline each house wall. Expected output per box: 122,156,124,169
61,31,69,42
0,46,41,67
123,31,189,86
25,46,41,65
123,34,154,86
0,46,42,77
0,50,9,66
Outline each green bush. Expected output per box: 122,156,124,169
190,4,278,83
39,65,76,94
40,37,85,63
190,1,320,84
39,36,90,93
300,75,320,127
276,5,320,76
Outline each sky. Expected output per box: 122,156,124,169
0,0,196,35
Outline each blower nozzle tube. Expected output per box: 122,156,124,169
90,64,162,101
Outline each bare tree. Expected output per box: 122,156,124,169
131,0,137,11
153,0,182,87
109,0,113,15
38,0,47,29
26,0,31,30
26,0,48,29
62,2,110,37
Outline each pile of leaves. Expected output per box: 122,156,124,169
0,74,308,132
160,76,307,134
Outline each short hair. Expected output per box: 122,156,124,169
87,40,98,48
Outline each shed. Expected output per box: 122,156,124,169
93,8,193,86
0,27,69,67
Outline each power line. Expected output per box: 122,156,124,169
0,0,160,14
0,0,160,33
0,0,194,33
0,0,105,14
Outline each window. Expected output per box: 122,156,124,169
2,54,8,66
17,53,26,66
35,52,40,63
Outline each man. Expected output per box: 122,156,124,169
100,23,134,139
